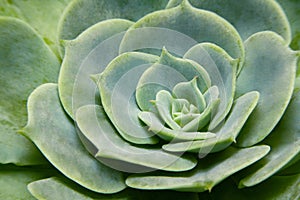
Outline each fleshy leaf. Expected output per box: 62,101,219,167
236,31,299,147
58,0,169,41
167,0,291,44
136,48,211,111
0,17,60,165
126,145,270,192
0,0,71,57
184,43,238,130
277,0,300,50
172,77,206,112
163,91,259,153
58,19,133,118
95,52,159,144
75,105,197,173
21,84,125,194
120,0,244,64
0,165,55,200
239,90,300,187
29,177,200,200
138,111,216,141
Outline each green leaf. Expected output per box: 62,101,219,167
21,84,125,194
58,0,169,41
0,17,60,165
184,43,238,130
126,145,270,192
167,0,291,43
58,19,133,118
75,105,197,173
236,31,299,147
136,48,211,111
0,165,55,200
29,176,200,200
120,0,244,65
163,91,259,153
95,52,159,145
138,111,216,141
277,0,300,50
0,0,72,57
239,90,300,187
172,77,206,112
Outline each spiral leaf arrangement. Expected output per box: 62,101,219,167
0,0,299,199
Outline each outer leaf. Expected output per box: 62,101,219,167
29,177,200,200
236,31,299,147
0,17,60,165
120,0,244,65
95,52,159,144
21,84,125,194
58,0,169,41
277,0,300,50
0,0,72,57
167,0,291,43
184,43,238,129
163,91,259,153
75,105,197,173
0,165,55,200
58,19,133,118
126,145,270,192
239,90,300,187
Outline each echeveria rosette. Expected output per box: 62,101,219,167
0,0,300,199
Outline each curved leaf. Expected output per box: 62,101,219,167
277,0,300,50
0,0,71,57
58,19,133,118
75,105,197,173
167,0,291,43
184,43,238,130
138,111,216,141
58,0,169,41
163,91,259,153
21,84,125,194
120,0,244,65
236,31,299,147
126,145,270,192
136,48,211,111
0,165,55,200
0,17,59,165
95,52,159,144
239,90,300,187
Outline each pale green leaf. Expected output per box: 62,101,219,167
167,0,291,43
236,31,298,147
126,145,270,192
239,90,300,187
58,19,133,118
184,43,238,130
0,165,55,200
120,0,244,65
21,84,125,194
0,17,60,165
138,111,215,141
95,52,159,144
163,91,259,153
136,48,211,111
58,0,169,41
0,0,72,57
75,105,197,173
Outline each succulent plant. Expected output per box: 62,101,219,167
0,0,299,199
